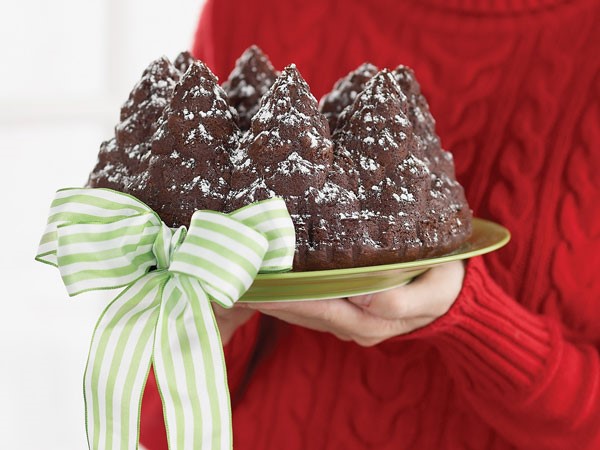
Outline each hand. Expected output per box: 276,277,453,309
240,261,465,347
212,303,256,345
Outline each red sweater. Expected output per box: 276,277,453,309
140,0,600,448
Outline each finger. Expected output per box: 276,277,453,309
256,306,392,346
332,332,353,342
243,298,345,315
258,304,434,342
347,261,464,320
212,303,255,322
250,298,383,338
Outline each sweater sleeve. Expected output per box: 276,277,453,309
387,257,600,449
139,312,262,450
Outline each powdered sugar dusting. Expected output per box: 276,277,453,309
277,151,325,175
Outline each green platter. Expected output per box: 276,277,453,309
239,218,510,302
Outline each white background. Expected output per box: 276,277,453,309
0,1,205,448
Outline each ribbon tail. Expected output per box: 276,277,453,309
83,272,168,450
153,276,232,450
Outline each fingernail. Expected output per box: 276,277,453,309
351,294,373,307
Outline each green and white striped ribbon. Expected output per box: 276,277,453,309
36,188,295,450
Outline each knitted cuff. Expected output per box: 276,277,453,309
390,257,560,398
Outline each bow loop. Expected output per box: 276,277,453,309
170,211,269,308
36,188,165,295
36,188,157,268
55,214,163,295
228,197,296,273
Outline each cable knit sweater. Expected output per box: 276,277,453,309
140,0,600,448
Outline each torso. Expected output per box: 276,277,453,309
194,0,600,447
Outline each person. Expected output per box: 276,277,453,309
140,0,600,448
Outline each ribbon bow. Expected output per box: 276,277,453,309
36,188,295,450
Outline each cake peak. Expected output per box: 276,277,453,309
392,65,421,97
363,69,407,101
319,62,379,132
173,50,196,74
151,60,237,156
390,64,452,175
125,60,238,226
222,45,278,130
334,69,411,145
120,56,180,119
252,64,322,130
87,56,179,191
227,45,277,80
243,45,271,61
183,60,219,85
227,61,333,215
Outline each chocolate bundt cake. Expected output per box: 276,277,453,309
87,46,472,271
222,45,279,131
